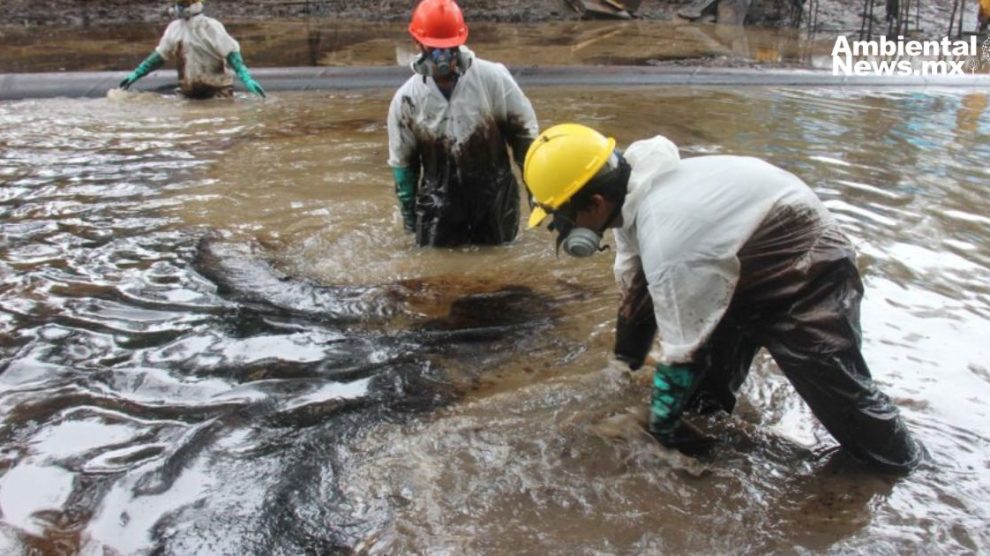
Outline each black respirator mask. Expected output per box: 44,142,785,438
549,152,630,258
413,47,461,78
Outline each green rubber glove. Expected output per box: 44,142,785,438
392,166,418,233
649,364,696,435
650,363,715,455
120,51,164,89
226,51,266,97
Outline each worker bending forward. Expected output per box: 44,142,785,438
524,123,924,472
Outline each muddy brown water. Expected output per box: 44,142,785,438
1,83,989,554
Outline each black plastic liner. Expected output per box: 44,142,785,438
4,65,990,100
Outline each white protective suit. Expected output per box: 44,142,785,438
613,137,834,365
387,47,539,246
155,13,240,97
611,137,923,472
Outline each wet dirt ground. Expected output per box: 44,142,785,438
0,19,837,74
0,0,972,38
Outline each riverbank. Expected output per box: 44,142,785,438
0,0,977,38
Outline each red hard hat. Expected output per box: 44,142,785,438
408,0,469,48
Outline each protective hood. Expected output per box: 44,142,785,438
410,45,475,78
620,135,680,232
174,1,203,19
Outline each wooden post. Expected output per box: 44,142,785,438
868,0,875,39
899,0,917,35
860,0,870,38
886,0,898,36
959,0,967,37
949,0,960,37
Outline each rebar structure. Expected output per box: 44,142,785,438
796,0,820,32
861,0,921,39
859,0,875,39
947,0,974,37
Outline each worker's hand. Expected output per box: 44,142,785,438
401,204,415,233
120,52,164,91
392,166,418,233
242,77,266,98
226,52,266,98
650,420,716,457
649,363,696,436
119,73,138,90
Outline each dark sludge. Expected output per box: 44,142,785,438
192,235,563,411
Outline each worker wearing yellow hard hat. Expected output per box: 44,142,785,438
523,123,924,471
525,123,617,228
118,0,265,99
524,123,626,257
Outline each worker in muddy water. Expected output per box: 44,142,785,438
387,0,538,247
524,123,925,473
118,0,265,99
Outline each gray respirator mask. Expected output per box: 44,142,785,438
561,226,606,258
550,210,611,258
548,151,630,258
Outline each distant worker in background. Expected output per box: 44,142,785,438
524,123,924,473
119,0,265,98
387,0,538,247
979,0,990,33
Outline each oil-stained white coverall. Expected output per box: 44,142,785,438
612,136,922,471
387,47,539,247
156,14,240,97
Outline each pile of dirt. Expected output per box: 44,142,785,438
0,0,973,39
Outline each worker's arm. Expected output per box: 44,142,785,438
387,85,421,233
649,363,713,455
614,267,658,370
392,164,419,233
492,63,538,171
119,52,164,90
633,214,732,454
612,230,657,369
226,51,265,97
649,363,696,435
122,22,180,90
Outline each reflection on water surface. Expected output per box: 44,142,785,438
0,87,988,554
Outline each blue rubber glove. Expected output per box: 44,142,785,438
120,52,164,89
226,51,266,98
392,166,418,233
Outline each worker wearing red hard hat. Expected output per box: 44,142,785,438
387,0,539,247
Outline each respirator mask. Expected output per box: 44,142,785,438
173,1,203,19
549,212,606,258
547,151,630,258
413,47,460,78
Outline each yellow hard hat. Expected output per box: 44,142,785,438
523,123,616,228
